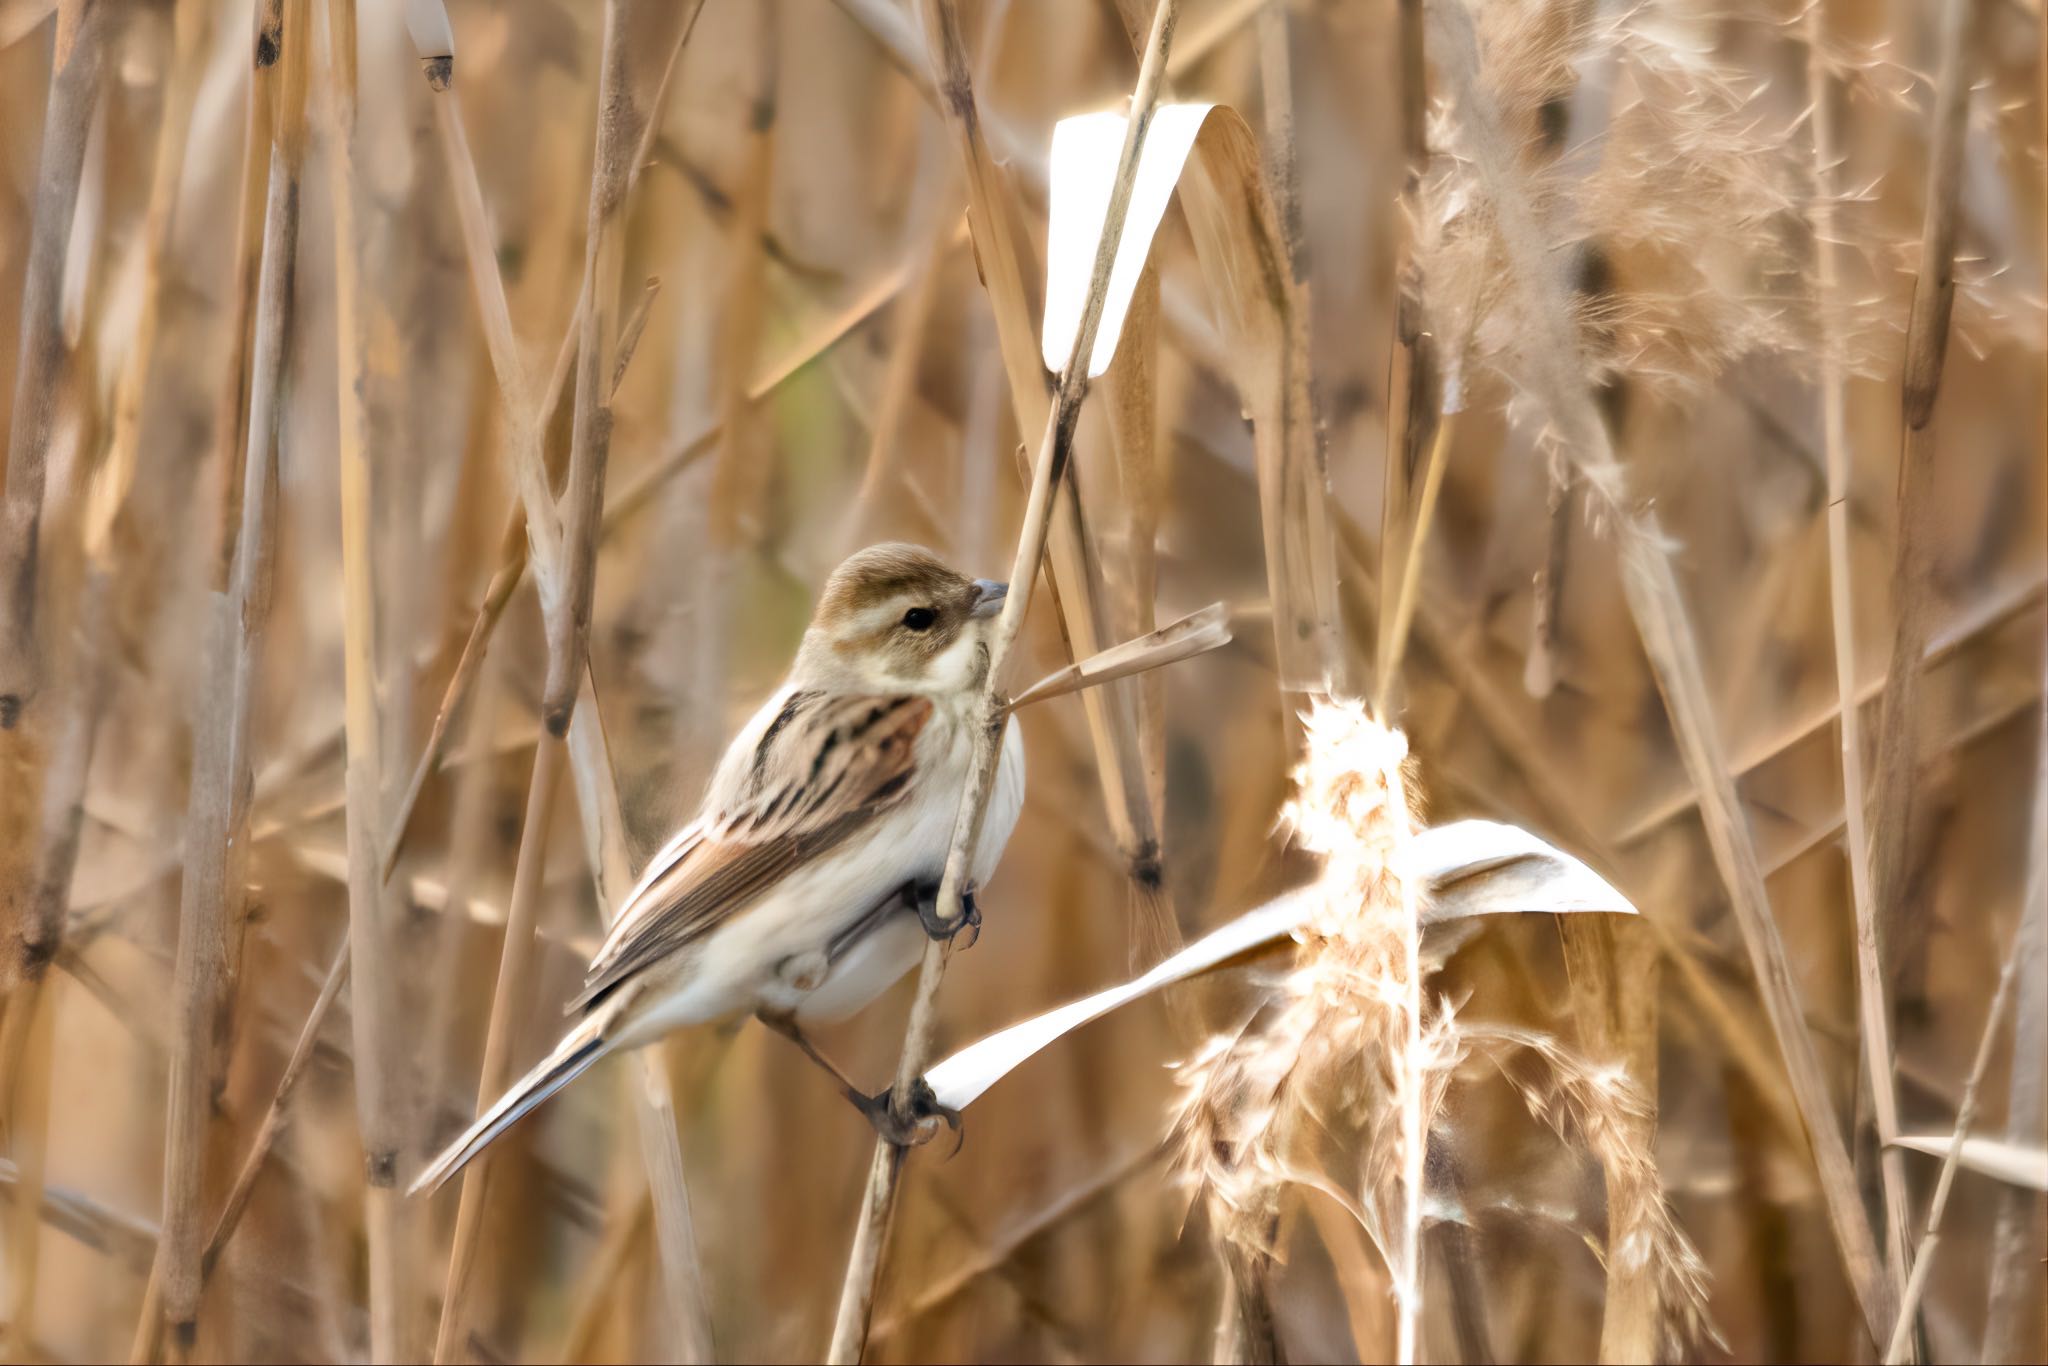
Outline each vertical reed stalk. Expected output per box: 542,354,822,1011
1865,0,1977,1088
924,0,1184,991
563,669,716,1365
0,0,108,992
208,5,276,592
2,973,56,1359
32,0,205,1073
1559,913,1663,1361
413,5,712,1358
827,8,1182,1360
141,0,307,1353
385,3,697,879
1375,0,1435,714
1804,0,1916,1323
1395,826,1424,1365
540,0,638,736
1376,416,1452,717
130,943,350,1366
320,0,405,1353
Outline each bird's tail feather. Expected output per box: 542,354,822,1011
408,1015,611,1197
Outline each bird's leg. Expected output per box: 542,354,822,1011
755,1010,961,1149
756,1009,866,1097
908,879,981,949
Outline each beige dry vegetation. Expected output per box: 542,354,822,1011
0,0,2041,1363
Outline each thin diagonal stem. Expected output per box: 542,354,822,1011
826,4,1182,1359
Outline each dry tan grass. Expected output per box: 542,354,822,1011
0,0,2040,1362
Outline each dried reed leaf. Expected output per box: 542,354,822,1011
1007,602,1231,710
1041,104,1211,377
1891,1135,2048,1193
927,816,1636,1113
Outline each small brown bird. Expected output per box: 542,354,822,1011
411,544,1026,1195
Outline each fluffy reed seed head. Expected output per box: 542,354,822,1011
1173,700,1717,1358
1173,701,1433,1262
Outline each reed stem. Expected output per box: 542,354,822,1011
827,6,1182,1359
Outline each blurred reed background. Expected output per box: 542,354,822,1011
0,0,2041,1361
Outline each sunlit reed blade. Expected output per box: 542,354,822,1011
1006,602,1230,711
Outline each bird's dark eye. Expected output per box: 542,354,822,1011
901,606,937,631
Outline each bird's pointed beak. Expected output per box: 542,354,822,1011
970,579,1008,619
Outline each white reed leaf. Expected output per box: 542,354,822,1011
1041,104,1210,377
926,888,1313,1111
1414,819,1638,920
1891,1134,2048,1192
927,818,1633,1111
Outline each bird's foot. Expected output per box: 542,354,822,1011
851,1077,962,1152
909,880,980,949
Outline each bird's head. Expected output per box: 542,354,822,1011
792,543,1008,696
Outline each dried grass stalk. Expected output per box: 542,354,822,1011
540,0,643,736
428,735,565,1365
1558,906,1663,1361
319,0,405,1353
1113,0,1345,702
1865,0,1979,1212
920,0,1184,984
130,943,350,1366
1804,0,1916,1321
0,0,109,990
828,7,1184,1358
384,7,696,880
142,0,308,1351
1173,703,1436,1363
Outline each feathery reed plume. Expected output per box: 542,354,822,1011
1173,700,1717,1362
1458,1025,1717,1360
1173,700,1439,1363
1417,0,1809,415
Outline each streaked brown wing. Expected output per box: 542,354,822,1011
573,693,933,1007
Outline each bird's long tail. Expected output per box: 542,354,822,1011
408,1010,614,1197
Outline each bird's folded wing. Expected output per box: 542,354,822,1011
573,693,935,1006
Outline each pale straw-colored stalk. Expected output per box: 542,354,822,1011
1804,0,1916,1325
140,0,310,1352
319,0,407,1352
